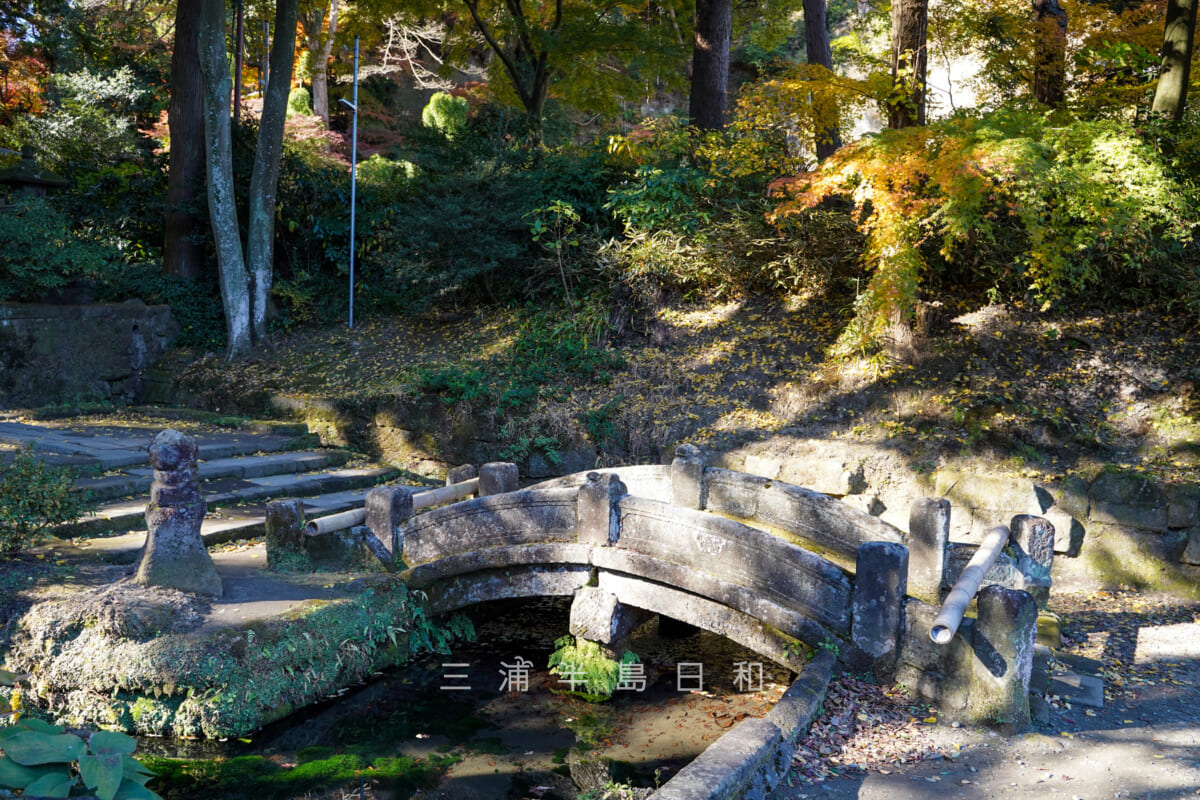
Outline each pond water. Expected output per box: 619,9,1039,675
143,597,795,800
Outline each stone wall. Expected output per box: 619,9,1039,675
0,301,177,408
719,439,1200,598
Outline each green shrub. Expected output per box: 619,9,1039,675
774,108,1196,354
287,86,312,116
0,195,123,302
0,446,93,557
421,91,468,139
605,163,715,235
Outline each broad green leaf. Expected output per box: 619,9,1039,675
89,730,137,755
79,753,123,800
121,754,156,783
0,756,61,789
15,718,65,735
22,770,76,797
114,777,164,800
2,731,85,765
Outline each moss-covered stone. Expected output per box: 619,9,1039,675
3,577,473,738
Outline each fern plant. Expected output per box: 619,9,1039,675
548,636,640,702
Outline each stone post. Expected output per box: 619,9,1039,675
850,541,909,680
134,429,222,597
365,485,415,566
478,462,519,496
577,472,626,547
569,585,648,658
671,443,706,509
970,585,1037,732
265,498,306,570
906,498,950,604
446,464,478,486
1010,514,1054,608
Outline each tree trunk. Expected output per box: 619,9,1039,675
164,0,207,280
689,0,732,130
198,0,252,358
1152,0,1199,122
889,0,928,128
804,0,840,159
246,0,300,342
1032,0,1067,107
302,0,338,124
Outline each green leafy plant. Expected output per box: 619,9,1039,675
0,670,161,800
421,92,468,139
547,636,640,702
0,195,123,302
286,86,312,116
527,199,583,307
0,446,93,557
772,109,1195,355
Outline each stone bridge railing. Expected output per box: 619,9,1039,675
268,446,912,674
373,470,909,674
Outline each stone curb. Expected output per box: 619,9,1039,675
59,466,400,538
649,648,836,800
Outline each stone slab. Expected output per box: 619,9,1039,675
1047,672,1104,708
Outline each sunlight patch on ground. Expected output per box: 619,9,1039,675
656,301,744,331
1135,623,1200,664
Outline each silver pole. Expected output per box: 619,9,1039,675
340,37,360,329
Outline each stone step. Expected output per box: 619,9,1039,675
74,449,354,502
63,486,409,565
56,465,400,538
0,420,316,471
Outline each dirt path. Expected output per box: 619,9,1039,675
770,592,1200,800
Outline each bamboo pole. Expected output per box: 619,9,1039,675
305,507,366,536
303,478,481,536
413,478,480,511
929,525,1010,644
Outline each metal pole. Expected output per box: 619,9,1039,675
345,37,359,329
233,0,244,123
929,525,1010,644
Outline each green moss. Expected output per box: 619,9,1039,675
144,750,453,800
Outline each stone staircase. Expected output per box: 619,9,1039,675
0,413,403,562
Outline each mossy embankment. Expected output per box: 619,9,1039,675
2,577,473,739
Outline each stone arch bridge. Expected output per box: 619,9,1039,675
349,446,911,675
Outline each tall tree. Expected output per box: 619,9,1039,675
689,0,731,130
803,0,839,158
300,0,338,123
1032,0,1067,107
461,0,562,123
164,0,206,279
889,0,928,128
198,0,299,357
1152,0,1198,121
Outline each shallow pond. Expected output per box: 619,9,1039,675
143,597,795,800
